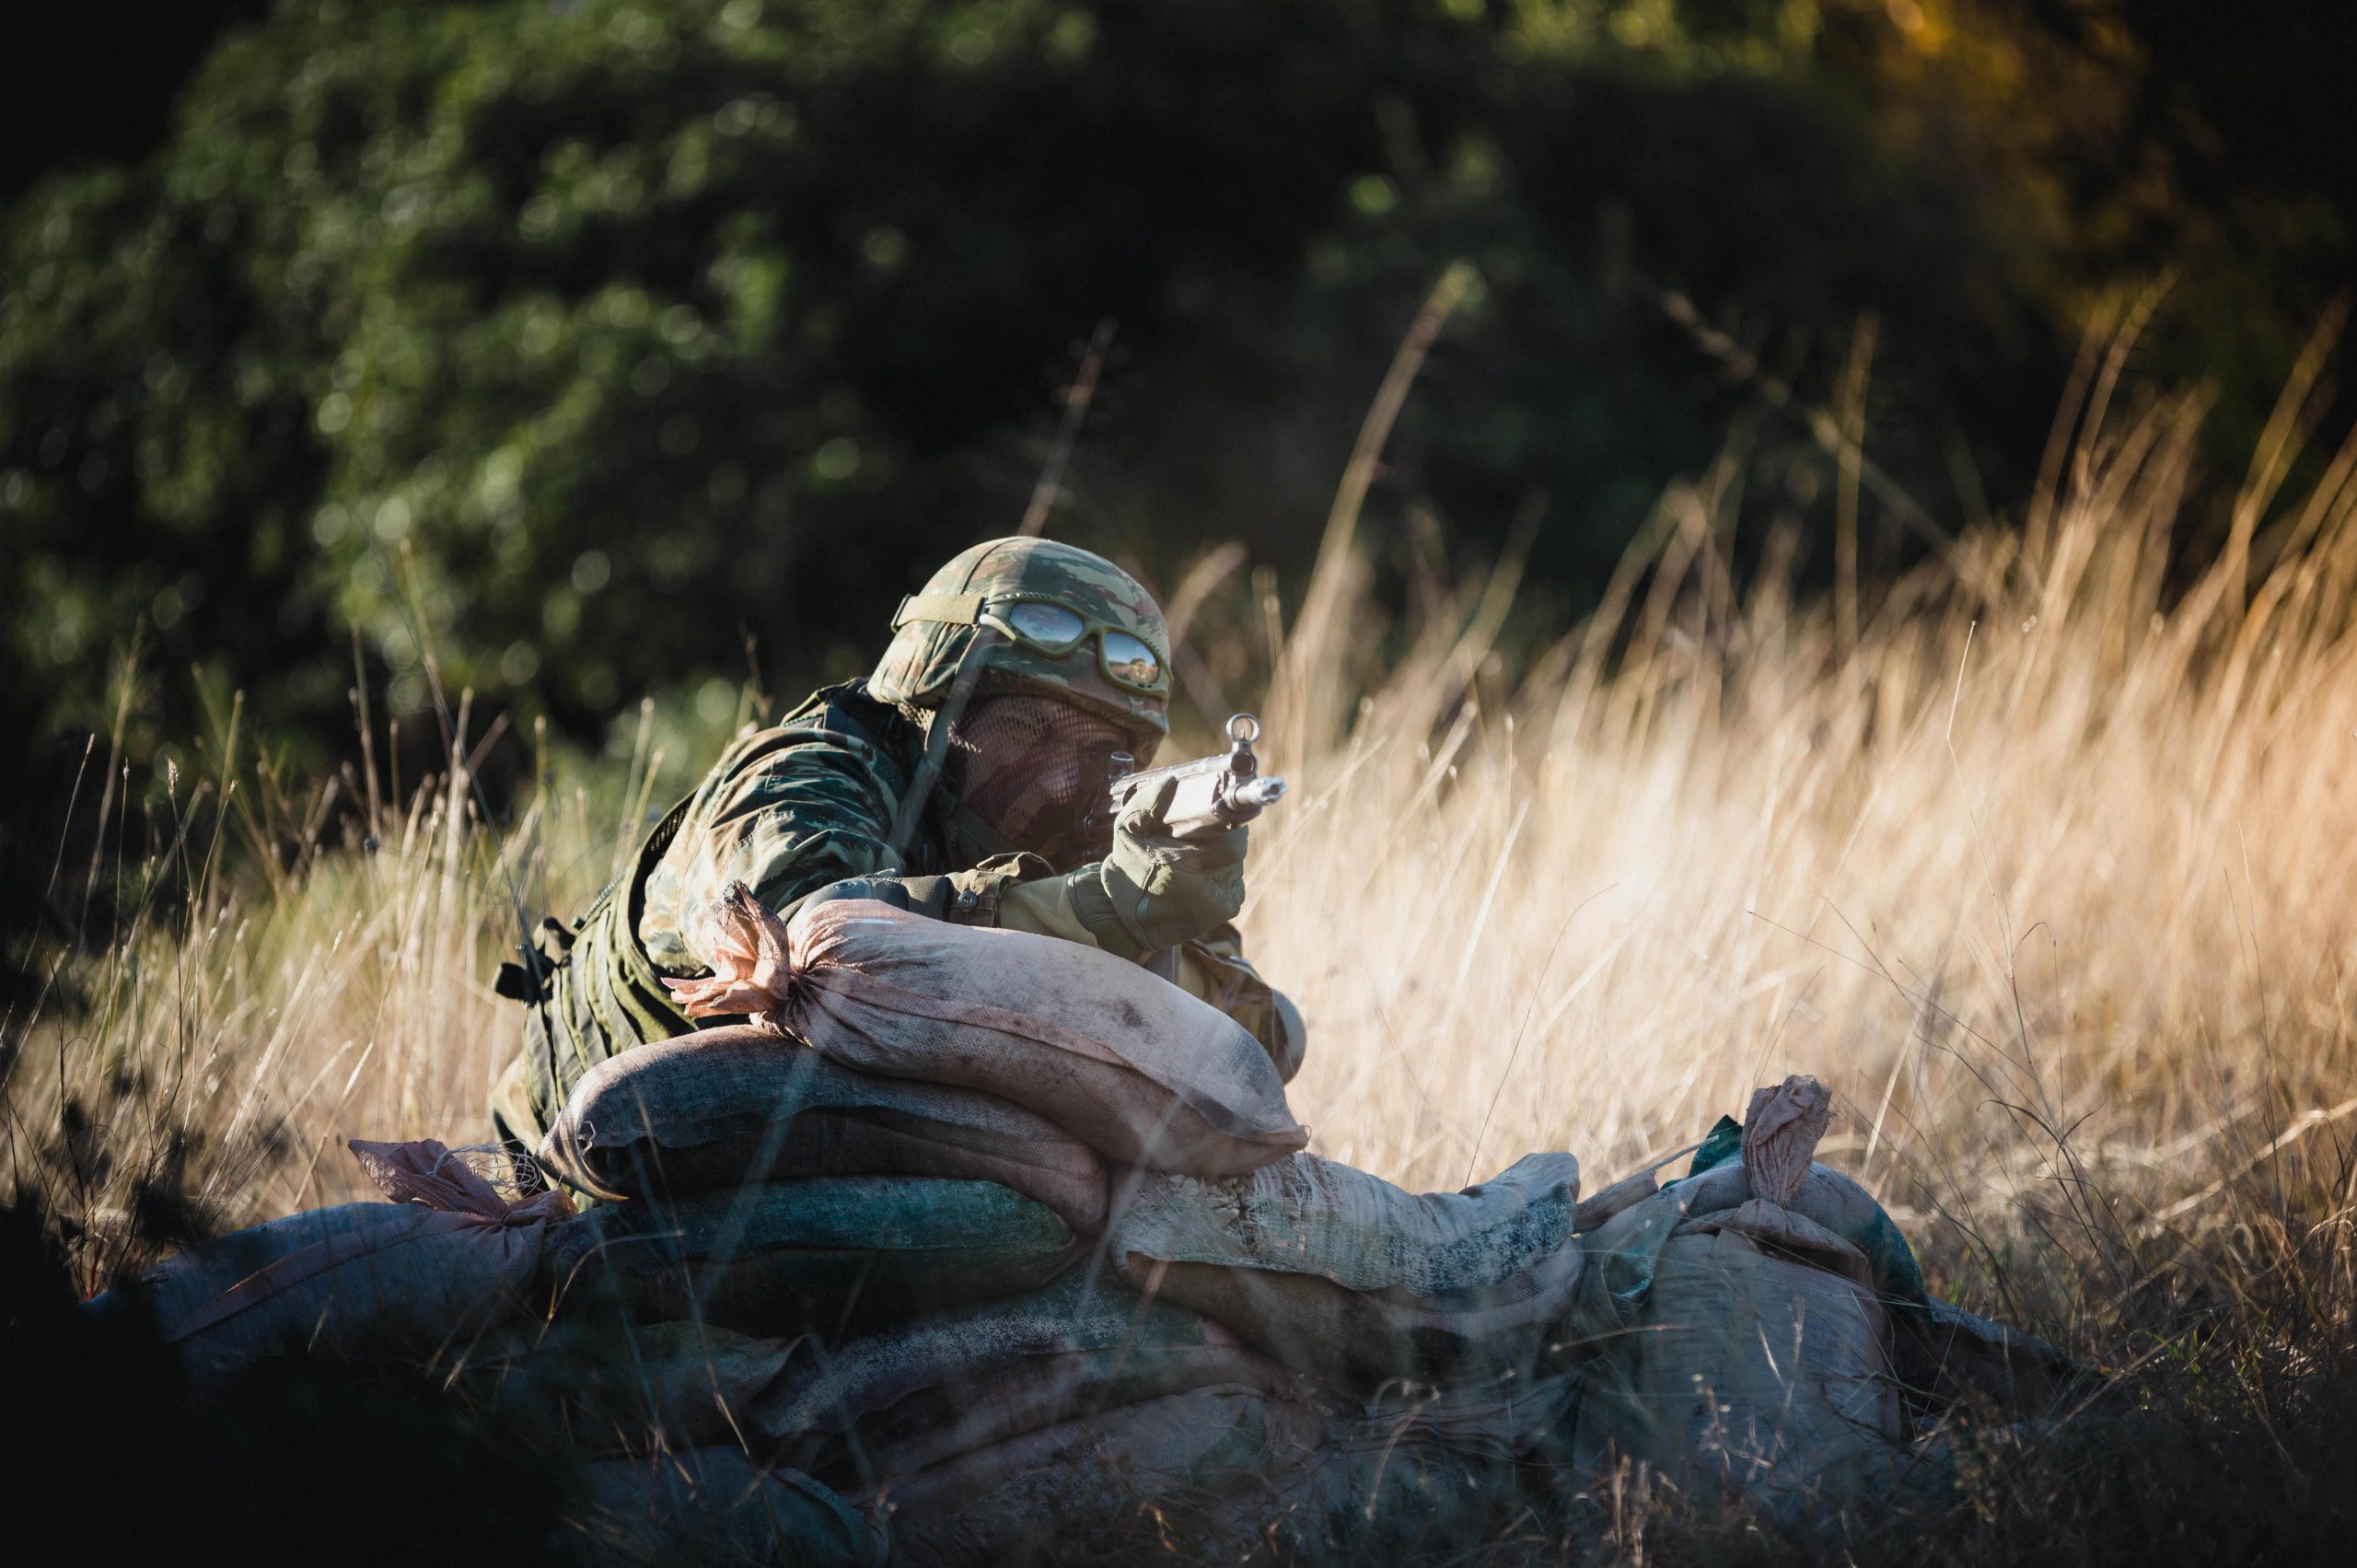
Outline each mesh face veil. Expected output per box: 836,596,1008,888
942,693,1154,869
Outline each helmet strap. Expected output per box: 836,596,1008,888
884,629,1001,866
939,793,1022,865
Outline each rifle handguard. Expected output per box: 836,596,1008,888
1102,713,1288,841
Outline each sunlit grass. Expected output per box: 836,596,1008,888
6,317,2355,1557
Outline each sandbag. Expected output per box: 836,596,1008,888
875,1385,1322,1567
540,1028,1106,1233
1668,1103,1931,1312
121,1139,572,1380
666,889,1307,1176
1570,1228,1905,1509
548,1177,1082,1337
752,1270,1237,1435
1105,1152,1586,1388
755,1272,1294,1490
1666,1096,2080,1422
833,1342,1299,1488
462,1319,797,1457
1277,1372,1588,1561
1566,1087,1922,1340
1679,1198,1874,1285
568,1447,879,1567
1562,1083,1910,1510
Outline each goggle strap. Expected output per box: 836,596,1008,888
892,590,1167,698
892,591,987,630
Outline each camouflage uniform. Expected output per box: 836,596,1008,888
494,540,1306,1150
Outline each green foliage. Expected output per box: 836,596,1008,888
1,0,2340,766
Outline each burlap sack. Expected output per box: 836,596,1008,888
123,1140,571,1379
1276,1371,1588,1561
1679,1158,1929,1303
1666,1098,2078,1421
1105,1151,1586,1388
755,1272,1293,1490
462,1319,797,1457
569,1446,878,1567
667,890,1307,1176
540,1028,1107,1232
874,1385,1322,1567
1563,1085,1910,1509
547,1177,1081,1336
1571,1227,1904,1506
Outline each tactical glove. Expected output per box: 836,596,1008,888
1064,775,1248,958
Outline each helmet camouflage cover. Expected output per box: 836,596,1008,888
869,538,1171,739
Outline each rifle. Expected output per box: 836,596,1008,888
1097,713,1287,842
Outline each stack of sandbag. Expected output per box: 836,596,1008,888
108,855,2081,1558
121,1182,876,1568
535,890,1310,1341
570,1446,881,1568
1102,1151,1590,1390
459,1266,1318,1563
113,1138,575,1383
749,1272,1320,1566
445,1317,888,1562
458,1318,800,1457
626,895,1617,1409
1557,1076,2070,1516
536,1034,1103,1335
1272,1370,1589,1561
544,1171,1084,1337
539,1030,1109,1226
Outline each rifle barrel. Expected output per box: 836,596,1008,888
1226,776,1286,813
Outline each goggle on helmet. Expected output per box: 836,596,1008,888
867,536,1173,746
889,589,1170,698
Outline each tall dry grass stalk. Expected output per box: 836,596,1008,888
8,329,2356,1373
1260,319,2357,1345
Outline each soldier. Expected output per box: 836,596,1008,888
493,536,1306,1153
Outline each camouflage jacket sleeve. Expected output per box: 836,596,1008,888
639,717,907,974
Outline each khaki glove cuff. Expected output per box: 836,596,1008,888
1066,864,1151,960
800,853,1049,927
944,852,1053,924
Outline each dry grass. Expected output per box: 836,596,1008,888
6,313,2357,1558
1255,331,2357,1357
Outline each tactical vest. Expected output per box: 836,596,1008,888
494,684,938,1151
497,796,694,1151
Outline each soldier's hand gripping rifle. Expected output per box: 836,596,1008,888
1101,713,1287,841
1069,714,1285,960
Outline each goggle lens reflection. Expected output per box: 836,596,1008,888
1099,631,1162,689
993,600,1165,691
1003,601,1088,652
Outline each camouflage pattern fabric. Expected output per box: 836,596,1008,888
497,679,1303,1149
867,536,1172,739
639,683,920,970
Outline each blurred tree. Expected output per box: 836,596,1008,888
0,1,275,198
3,0,1491,754
0,0,2344,791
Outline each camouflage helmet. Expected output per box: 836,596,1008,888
868,538,1171,738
